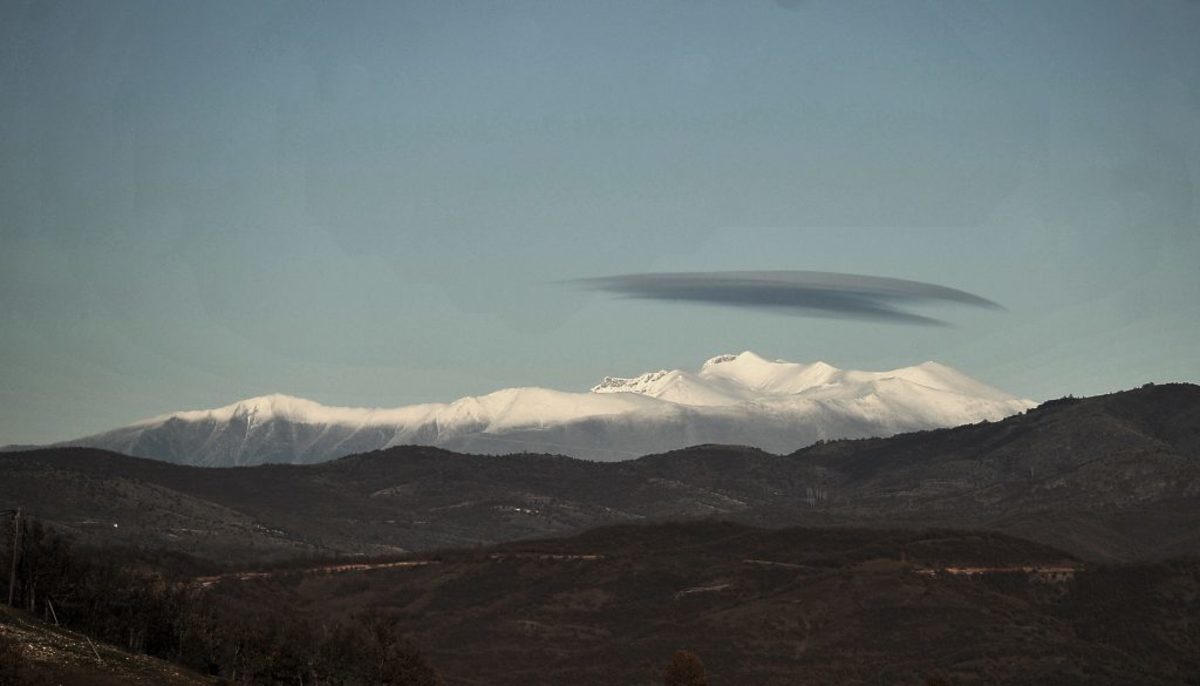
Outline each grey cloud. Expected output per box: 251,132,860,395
572,271,1002,326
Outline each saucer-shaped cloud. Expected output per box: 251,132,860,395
573,271,1002,326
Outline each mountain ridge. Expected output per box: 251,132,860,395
2,383,1196,564
22,351,1034,466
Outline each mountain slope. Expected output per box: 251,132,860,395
767,382,1200,561
37,352,1034,466
0,606,214,686
1,384,1196,563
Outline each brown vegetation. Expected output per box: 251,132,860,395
195,520,1198,685
663,650,707,686
1,517,441,685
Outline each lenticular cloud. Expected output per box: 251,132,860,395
573,270,1002,326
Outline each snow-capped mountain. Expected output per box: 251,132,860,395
43,352,1036,466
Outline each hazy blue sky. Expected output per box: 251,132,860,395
2,0,1198,444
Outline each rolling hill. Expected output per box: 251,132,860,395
200,521,1200,686
1,383,1195,564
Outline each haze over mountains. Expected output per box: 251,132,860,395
30,351,1034,466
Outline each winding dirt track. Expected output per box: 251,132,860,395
192,552,608,587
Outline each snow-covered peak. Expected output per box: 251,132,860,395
147,354,1025,428
143,393,382,428
696,352,841,394
80,351,1035,466
701,353,740,369
231,394,320,416
592,369,743,407
877,361,1021,402
592,370,674,394
592,352,1026,406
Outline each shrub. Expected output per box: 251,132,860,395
663,649,706,686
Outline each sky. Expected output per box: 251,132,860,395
1,0,1198,445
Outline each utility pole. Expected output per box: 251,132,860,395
7,508,21,607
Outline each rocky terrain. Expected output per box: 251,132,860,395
0,605,213,686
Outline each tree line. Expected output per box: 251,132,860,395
3,512,442,685
3,513,718,685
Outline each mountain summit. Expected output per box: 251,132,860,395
43,352,1034,466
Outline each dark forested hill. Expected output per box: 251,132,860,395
1,383,1197,563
